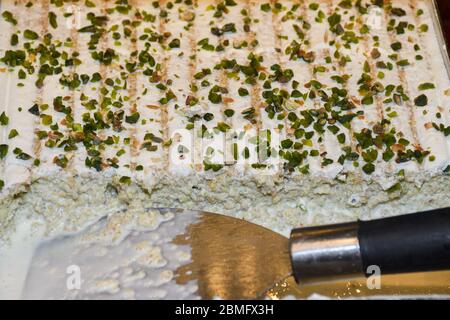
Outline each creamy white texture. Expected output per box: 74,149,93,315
0,0,449,197
0,0,449,300
1,175,448,300
1,208,200,300
0,217,45,299
26,209,200,300
0,0,38,191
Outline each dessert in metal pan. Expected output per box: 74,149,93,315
0,0,448,299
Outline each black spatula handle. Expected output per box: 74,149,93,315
290,207,450,285
359,207,450,275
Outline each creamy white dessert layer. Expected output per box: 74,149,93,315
0,0,449,235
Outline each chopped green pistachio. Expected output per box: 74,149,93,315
2,11,17,25
309,3,319,10
91,72,102,82
338,0,352,9
91,48,117,65
13,147,31,160
48,12,58,29
360,24,370,34
322,158,333,166
238,87,249,96
8,129,18,139
208,91,222,104
419,24,428,33
85,0,96,7
0,112,9,126
224,109,235,117
260,3,271,12
337,133,346,144
53,155,69,168
387,111,398,118
310,150,319,156
414,94,428,107
393,93,402,105
18,69,26,79
215,122,230,132
0,0,440,175
361,95,374,105
197,38,215,51
316,10,325,23
383,148,395,162
185,95,198,106
168,38,180,48
78,25,97,33
125,112,140,124
390,42,402,51
204,162,223,172
203,113,214,121
386,182,402,194
28,104,40,116
396,59,409,67
0,144,8,159
10,34,18,46
23,29,39,40
281,139,293,149
418,83,435,91
119,176,132,185
41,114,53,126
327,125,339,134
327,13,341,28
362,163,375,174
211,23,236,36
391,8,406,17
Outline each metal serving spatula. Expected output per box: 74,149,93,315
21,207,450,299
173,207,450,299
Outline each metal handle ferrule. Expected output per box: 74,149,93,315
289,222,363,285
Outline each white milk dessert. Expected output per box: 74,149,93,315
0,2,449,297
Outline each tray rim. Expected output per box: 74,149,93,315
430,0,450,77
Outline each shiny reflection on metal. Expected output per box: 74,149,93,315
265,271,450,300
290,222,363,285
173,212,292,299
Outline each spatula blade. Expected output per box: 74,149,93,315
172,212,292,299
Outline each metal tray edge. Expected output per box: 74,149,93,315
429,0,450,77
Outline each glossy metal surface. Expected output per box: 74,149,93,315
173,212,292,299
266,271,450,300
19,208,450,299
290,222,363,285
173,211,450,299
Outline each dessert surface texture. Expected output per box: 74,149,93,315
0,0,449,237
